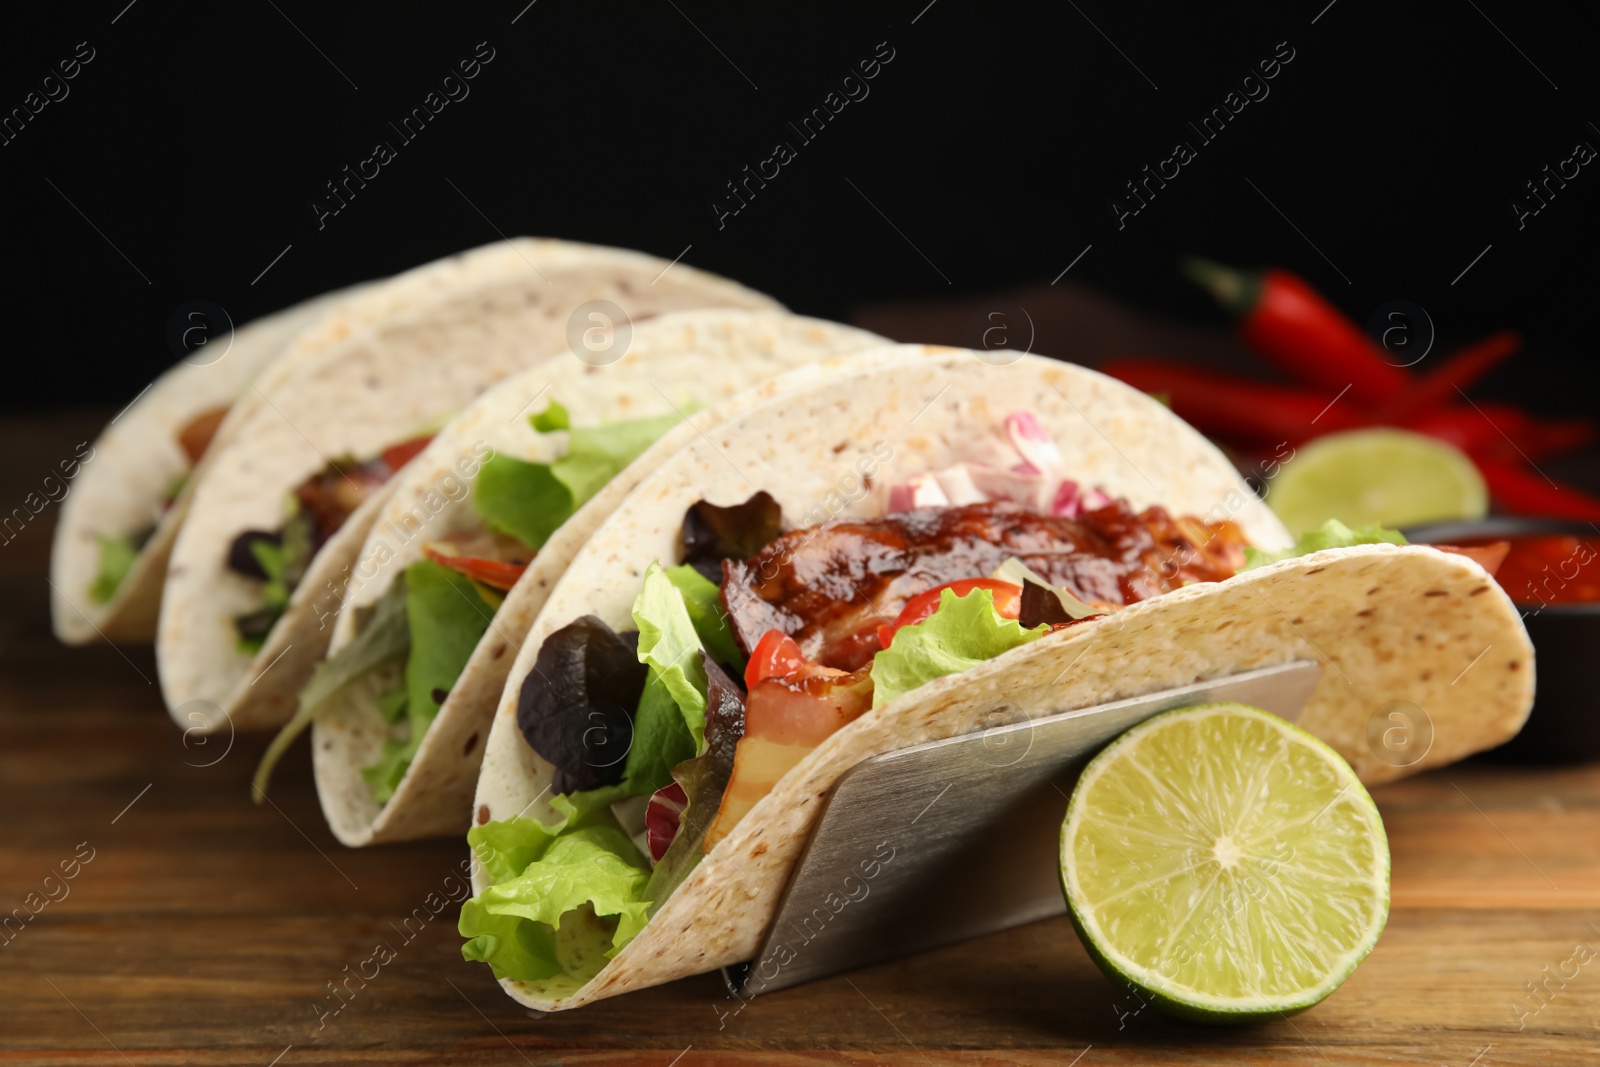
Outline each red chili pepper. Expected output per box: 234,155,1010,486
1515,420,1597,461
1402,404,1534,458
1407,405,1596,466
1476,460,1600,522
1371,331,1521,423
1101,358,1365,443
1183,258,1410,405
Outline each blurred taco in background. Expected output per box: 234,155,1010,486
251,308,887,846
50,284,364,644
156,238,778,738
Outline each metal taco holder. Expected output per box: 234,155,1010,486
721,659,1322,998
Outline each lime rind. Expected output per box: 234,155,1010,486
1059,703,1390,1023
1266,428,1487,536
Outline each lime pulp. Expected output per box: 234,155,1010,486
1266,428,1487,536
1059,702,1390,1022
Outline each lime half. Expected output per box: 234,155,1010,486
1060,703,1389,1022
1267,428,1487,535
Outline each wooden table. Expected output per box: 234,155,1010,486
4,413,1598,1066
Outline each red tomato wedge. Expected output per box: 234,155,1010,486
876,578,1023,651
419,543,531,591
1433,541,1510,577
381,434,434,471
745,629,808,689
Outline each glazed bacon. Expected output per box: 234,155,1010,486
721,499,1248,671
293,435,433,548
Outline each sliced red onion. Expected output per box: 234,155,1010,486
645,782,688,863
928,464,988,506
1004,411,1063,477
967,464,1053,509
884,411,1108,516
1050,480,1082,518
888,472,952,512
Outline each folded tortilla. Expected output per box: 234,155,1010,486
304,309,889,846
62,238,579,649
50,286,362,644
469,347,1534,1010
157,239,779,735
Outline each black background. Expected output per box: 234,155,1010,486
4,0,1596,413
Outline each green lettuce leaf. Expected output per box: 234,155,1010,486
233,537,291,656
460,792,649,984
301,578,412,713
88,534,140,605
233,511,316,654
376,687,408,725
472,458,572,551
870,587,1047,709
252,576,412,800
556,412,684,503
163,471,189,504
632,562,709,753
1241,520,1407,572
664,564,744,671
620,670,697,797
469,785,629,884
606,562,735,797
249,511,317,611
531,400,571,432
363,559,495,802
473,406,684,550
640,755,716,907
255,538,289,599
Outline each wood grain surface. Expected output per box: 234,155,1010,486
3,413,1598,1066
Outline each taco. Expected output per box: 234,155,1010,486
461,347,1533,1010
254,309,887,845
157,239,778,735
50,285,362,644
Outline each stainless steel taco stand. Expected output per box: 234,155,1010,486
722,659,1322,997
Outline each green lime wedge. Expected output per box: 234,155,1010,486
1266,428,1487,536
1060,703,1390,1023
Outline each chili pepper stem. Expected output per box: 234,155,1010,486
1180,257,1256,316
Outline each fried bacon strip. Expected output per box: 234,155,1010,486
293,435,433,548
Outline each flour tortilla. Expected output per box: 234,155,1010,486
50,286,364,645
157,239,779,734
471,348,1533,1010
56,238,555,646
309,309,888,846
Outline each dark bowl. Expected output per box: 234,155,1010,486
1403,517,1600,764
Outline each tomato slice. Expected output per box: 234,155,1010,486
745,629,808,689
421,542,530,591
381,434,434,472
876,578,1023,650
